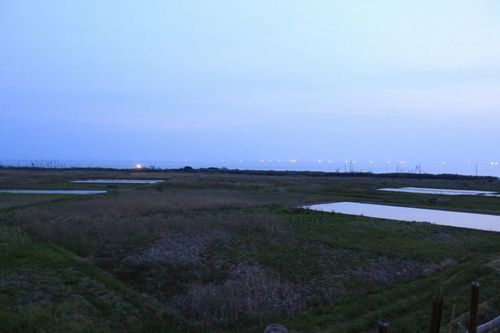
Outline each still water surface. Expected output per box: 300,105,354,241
72,179,164,184
304,202,500,232
0,189,107,195
378,187,498,196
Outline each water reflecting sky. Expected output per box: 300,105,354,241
304,202,500,232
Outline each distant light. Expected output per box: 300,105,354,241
369,161,374,164
387,161,392,164
238,159,243,162
328,160,332,163
442,162,447,165
317,160,322,164
277,160,281,163
135,163,143,169
290,159,297,164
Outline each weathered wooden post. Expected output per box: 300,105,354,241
378,320,390,333
429,296,444,333
468,282,480,333
264,323,289,333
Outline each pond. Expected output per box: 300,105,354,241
303,202,500,232
0,189,107,195
378,187,499,196
72,179,164,184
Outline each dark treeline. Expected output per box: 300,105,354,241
0,165,497,181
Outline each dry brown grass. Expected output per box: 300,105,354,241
10,194,287,261
172,263,308,326
16,187,294,220
7,197,301,327
0,195,60,210
6,184,296,261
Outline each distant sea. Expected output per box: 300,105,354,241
2,159,499,178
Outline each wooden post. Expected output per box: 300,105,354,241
378,320,390,333
468,282,480,333
429,296,444,333
447,304,456,333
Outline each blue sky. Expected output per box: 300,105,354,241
1,1,499,168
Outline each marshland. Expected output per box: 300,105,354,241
1,167,499,332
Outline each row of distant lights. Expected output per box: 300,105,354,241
135,161,499,168
235,160,500,166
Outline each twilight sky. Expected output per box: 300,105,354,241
1,1,500,169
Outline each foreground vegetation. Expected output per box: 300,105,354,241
0,168,499,332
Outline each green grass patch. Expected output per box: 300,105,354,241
0,225,186,333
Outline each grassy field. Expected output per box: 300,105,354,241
0,168,499,332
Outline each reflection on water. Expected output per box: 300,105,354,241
0,189,107,195
378,187,499,196
303,202,500,232
72,179,164,184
